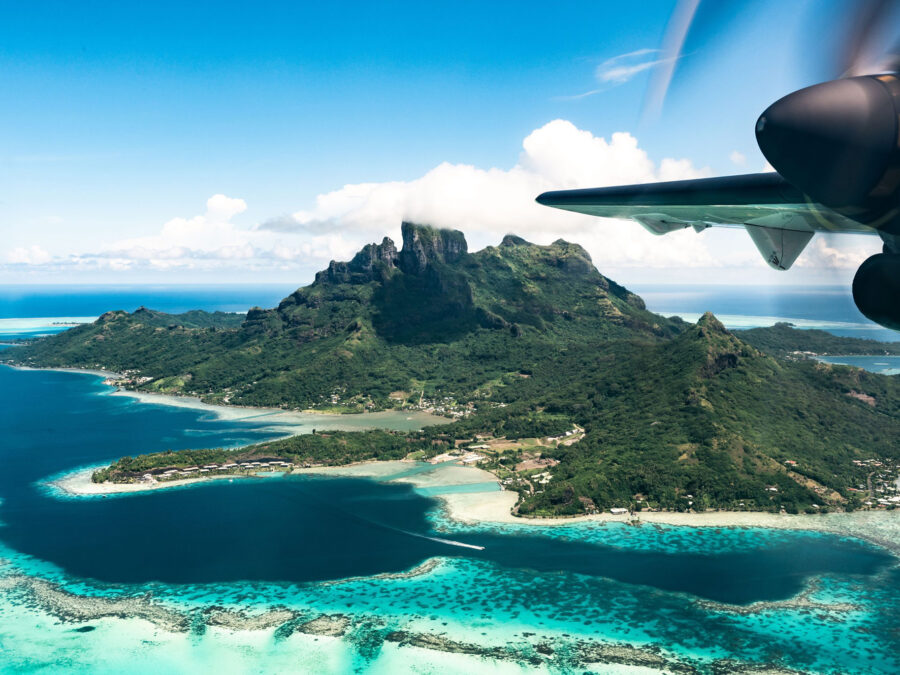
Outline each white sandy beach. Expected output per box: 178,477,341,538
109,388,447,431
29,366,900,551
45,456,900,557
436,484,900,555
302,461,900,551
438,489,806,528
290,460,848,531
50,467,254,497
50,456,899,536
12,365,123,380
8,364,447,431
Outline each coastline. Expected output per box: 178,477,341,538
48,466,259,497
4,363,450,430
24,365,900,552
436,487,900,556
9,364,123,380
107,388,447,427
18,372,900,673
49,458,900,554
438,489,822,529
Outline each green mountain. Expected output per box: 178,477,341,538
101,307,246,330
8,222,682,407
480,312,900,514
7,223,900,516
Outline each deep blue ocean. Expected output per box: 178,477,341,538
2,365,886,603
2,365,900,673
0,284,297,319
2,284,900,673
0,285,296,341
632,283,900,342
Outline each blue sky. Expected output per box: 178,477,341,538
0,0,882,285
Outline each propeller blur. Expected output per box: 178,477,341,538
537,1,900,332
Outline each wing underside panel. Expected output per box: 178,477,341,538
536,173,877,270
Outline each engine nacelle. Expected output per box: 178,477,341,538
756,75,900,233
852,253,900,331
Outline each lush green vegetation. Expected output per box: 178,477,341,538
6,224,681,410
93,430,434,482
11,223,900,516
488,315,900,515
738,322,900,357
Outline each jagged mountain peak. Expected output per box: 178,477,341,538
500,234,531,247
398,222,467,274
289,223,684,344
314,236,399,285
696,311,728,335
671,311,764,379
313,223,468,285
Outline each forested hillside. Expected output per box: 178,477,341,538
6,223,682,409
7,223,900,515
737,322,900,357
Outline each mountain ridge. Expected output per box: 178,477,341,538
6,223,900,515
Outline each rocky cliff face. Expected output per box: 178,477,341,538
241,221,682,344
312,222,468,285
397,222,468,275
314,237,399,285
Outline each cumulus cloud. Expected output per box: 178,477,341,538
6,245,51,265
729,150,747,166
105,194,251,265
4,194,361,277
2,118,875,282
261,119,724,270
795,235,880,271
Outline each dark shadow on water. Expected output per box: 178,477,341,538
0,365,893,606
1,476,891,605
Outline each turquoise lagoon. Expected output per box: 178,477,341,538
1,365,900,673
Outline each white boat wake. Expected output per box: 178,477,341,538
408,532,485,551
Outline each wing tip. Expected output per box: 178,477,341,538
536,190,565,207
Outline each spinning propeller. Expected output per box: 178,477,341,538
537,1,900,330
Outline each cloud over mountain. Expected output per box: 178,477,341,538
259,119,726,270
1,119,879,282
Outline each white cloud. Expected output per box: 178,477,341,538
595,49,671,84
6,245,51,265
562,49,679,100
2,193,360,278
265,119,718,270
7,120,717,277
795,235,879,271
2,119,877,284
729,150,747,166
206,194,248,220
110,194,249,261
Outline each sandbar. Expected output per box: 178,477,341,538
49,466,255,497
109,389,448,432
6,364,449,432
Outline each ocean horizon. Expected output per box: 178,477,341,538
3,283,898,341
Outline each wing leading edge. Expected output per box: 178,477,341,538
536,173,877,270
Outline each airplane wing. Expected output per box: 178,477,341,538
536,172,877,270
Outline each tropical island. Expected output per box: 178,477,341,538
7,222,900,517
